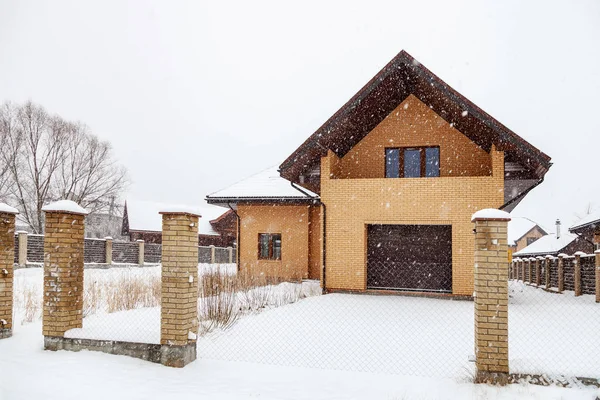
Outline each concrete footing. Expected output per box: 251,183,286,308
44,336,196,367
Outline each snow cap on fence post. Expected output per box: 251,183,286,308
158,208,201,368
471,208,510,383
0,203,18,339
41,200,87,344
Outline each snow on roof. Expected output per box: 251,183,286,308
206,166,318,200
508,216,544,246
42,200,88,215
513,232,577,257
570,211,600,231
126,199,227,236
0,203,19,214
471,209,511,222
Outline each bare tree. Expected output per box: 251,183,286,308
0,100,128,233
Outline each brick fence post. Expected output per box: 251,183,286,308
17,230,28,267
595,250,600,303
159,209,200,367
545,256,552,289
521,259,526,281
105,237,113,265
558,254,565,292
574,252,585,297
472,209,510,384
41,200,88,345
0,203,18,339
137,239,145,266
535,257,542,286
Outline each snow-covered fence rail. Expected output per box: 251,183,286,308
13,233,234,267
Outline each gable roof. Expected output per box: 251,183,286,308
508,217,547,246
206,166,318,206
513,232,577,257
124,199,227,236
570,211,600,232
279,50,551,185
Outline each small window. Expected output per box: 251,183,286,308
526,237,537,246
258,233,282,260
385,147,440,178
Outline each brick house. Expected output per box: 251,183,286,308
507,217,547,258
569,212,600,251
207,50,551,296
513,219,592,258
121,199,236,247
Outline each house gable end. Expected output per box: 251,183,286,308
333,95,492,179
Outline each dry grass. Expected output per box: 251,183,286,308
197,265,316,335
14,264,319,335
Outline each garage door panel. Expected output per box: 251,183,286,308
367,224,452,292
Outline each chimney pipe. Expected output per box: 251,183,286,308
556,219,561,239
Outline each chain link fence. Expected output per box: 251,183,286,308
196,262,474,379
509,255,600,380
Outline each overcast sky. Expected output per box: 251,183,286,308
1,0,599,230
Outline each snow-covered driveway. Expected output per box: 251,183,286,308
198,292,475,378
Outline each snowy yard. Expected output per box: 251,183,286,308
5,268,600,399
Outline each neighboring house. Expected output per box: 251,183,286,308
85,212,126,240
569,211,600,251
207,50,552,296
513,219,592,258
507,217,547,258
121,199,236,247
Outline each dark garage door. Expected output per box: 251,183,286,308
367,224,452,292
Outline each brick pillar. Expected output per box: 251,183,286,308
521,259,526,281
104,237,113,265
0,204,18,339
159,210,200,368
17,231,28,267
535,257,541,286
472,209,510,383
227,246,233,263
595,250,600,303
545,256,551,289
558,254,565,293
574,252,584,297
41,200,88,343
209,245,215,264
137,240,145,265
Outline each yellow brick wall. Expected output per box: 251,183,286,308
514,226,546,252
238,204,310,280
333,95,492,179
43,212,85,337
161,212,199,346
308,206,322,280
321,133,504,295
0,213,16,335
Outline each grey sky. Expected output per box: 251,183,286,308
1,0,599,230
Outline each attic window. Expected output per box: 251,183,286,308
385,147,440,178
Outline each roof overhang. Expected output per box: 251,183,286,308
279,50,552,187
206,196,320,210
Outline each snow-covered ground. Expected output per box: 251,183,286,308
1,321,597,400
508,280,600,378
5,268,600,399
